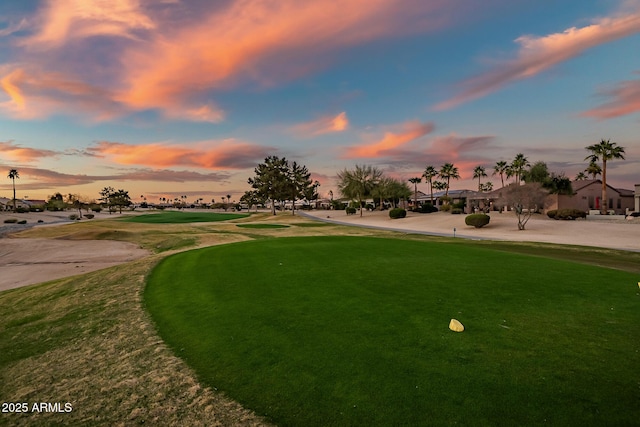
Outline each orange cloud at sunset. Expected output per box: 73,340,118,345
0,140,59,161
20,0,155,49
117,0,452,120
88,140,274,169
343,121,434,158
436,9,640,110
581,77,640,119
291,112,349,137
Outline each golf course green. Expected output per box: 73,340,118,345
121,211,249,223
145,236,640,426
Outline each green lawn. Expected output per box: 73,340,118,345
145,236,640,426
121,211,249,223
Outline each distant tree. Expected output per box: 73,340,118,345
286,161,313,215
480,182,493,192
499,183,548,230
510,153,530,184
408,177,422,209
543,173,573,195
99,186,116,214
337,164,383,217
574,171,588,181
388,178,411,209
472,165,487,191
66,194,85,218
225,194,232,211
46,193,66,211
438,163,460,197
7,169,19,212
522,161,549,183
248,156,291,215
432,180,447,192
371,177,393,210
493,161,508,188
302,180,321,208
111,189,132,213
422,165,438,205
585,139,625,214
240,190,262,212
584,161,602,180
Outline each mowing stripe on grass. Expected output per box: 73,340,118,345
145,236,640,426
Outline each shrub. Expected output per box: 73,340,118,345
389,208,407,219
16,207,29,213
3,218,18,223
452,201,465,210
554,208,587,220
451,208,463,215
91,206,102,213
346,207,357,215
465,213,491,228
546,210,558,219
84,214,95,219
69,214,79,220
37,219,44,223
440,204,451,212
17,220,27,224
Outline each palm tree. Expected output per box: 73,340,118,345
408,177,422,209
510,153,530,184
585,139,625,214
371,177,392,210
422,165,437,205
584,161,602,180
337,164,383,217
7,169,19,212
472,165,487,191
493,160,508,188
438,163,460,197
574,171,587,181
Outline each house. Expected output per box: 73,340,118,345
636,184,640,212
547,180,634,214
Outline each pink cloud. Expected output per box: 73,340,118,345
435,9,640,110
87,140,274,169
290,112,349,137
343,121,434,158
20,0,155,49
0,67,122,120
581,77,640,119
0,140,60,161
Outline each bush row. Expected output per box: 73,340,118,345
546,209,587,220
389,208,407,219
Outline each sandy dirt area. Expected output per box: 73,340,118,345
0,211,149,291
302,209,640,252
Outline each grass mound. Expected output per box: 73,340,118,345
122,211,248,224
145,236,640,426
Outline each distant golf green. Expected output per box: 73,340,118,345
122,211,249,223
145,236,640,426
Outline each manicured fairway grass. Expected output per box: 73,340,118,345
121,211,249,223
145,236,640,426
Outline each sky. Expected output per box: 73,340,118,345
0,0,639,204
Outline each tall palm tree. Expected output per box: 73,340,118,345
510,153,530,184
226,194,232,211
337,164,383,217
422,165,437,205
408,177,422,209
472,165,487,191
585,139,625,214
438,163,460,197
493,160,508,188
7,169,19,212
584,161,602,180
